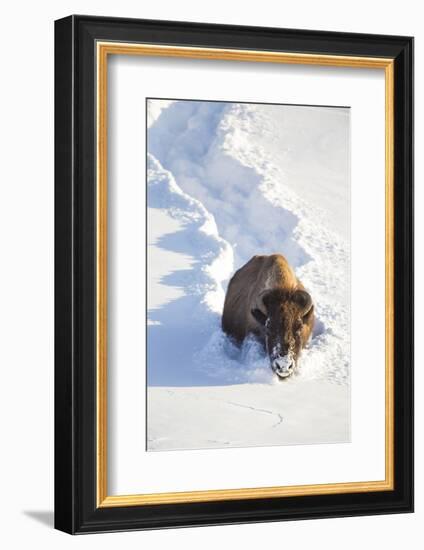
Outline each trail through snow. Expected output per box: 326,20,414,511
146,99,350,450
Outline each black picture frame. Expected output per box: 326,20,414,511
55,14,414,534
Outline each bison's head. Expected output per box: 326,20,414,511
251,288,314,379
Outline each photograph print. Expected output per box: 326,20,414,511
146,98,351,452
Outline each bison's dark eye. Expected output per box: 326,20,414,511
294,320,302,334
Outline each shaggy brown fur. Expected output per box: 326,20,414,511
222,254,314,376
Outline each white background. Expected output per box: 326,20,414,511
0,1,420,548
109,57,385,495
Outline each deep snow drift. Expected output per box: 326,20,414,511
147,99,350,451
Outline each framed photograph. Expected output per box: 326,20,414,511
54,15,414,534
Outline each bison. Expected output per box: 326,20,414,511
222,254,314,379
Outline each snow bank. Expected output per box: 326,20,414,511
147,155,234,386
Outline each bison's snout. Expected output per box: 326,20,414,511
271,356,294,379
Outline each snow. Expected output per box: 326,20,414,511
147,99,350,450
148,381,350,451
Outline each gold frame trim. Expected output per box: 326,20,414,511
96,42,395,508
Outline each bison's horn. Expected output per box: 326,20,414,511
293,289,313,315
251,290,271,326
255,289,271,315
